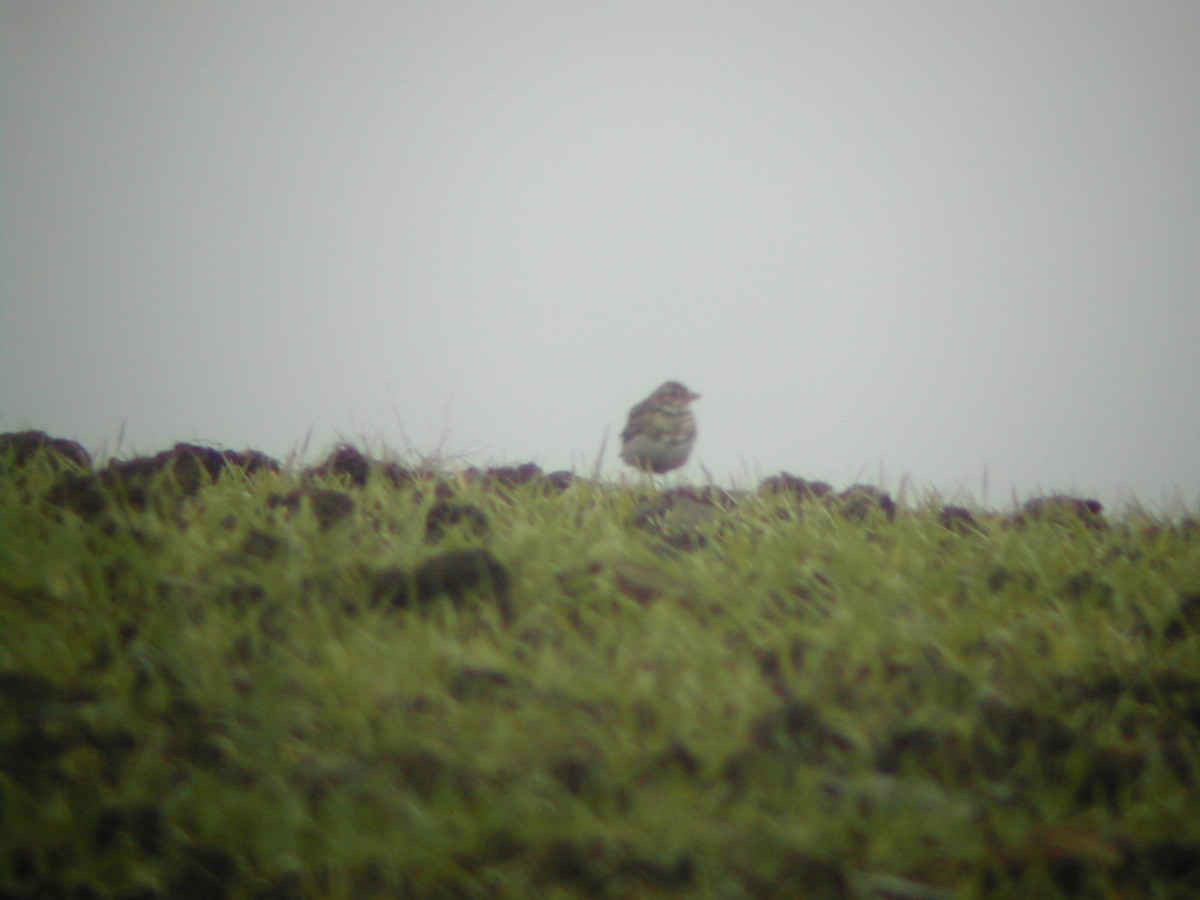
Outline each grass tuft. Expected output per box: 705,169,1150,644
2,437,1199,896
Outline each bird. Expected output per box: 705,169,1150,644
619,381,700,474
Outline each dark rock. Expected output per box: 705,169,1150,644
424,501,490,543
309,445,371,487
372,550,512,623
663,485,738,508
414,549,511,620
99,443,233,507
242,530,283,561
759,472,834,502
308,490,355,529
379,461,416,487
266,490,304,514
0,430,92,470
1165,592,1200,642
466,462,544,489
45,472,110,518
1017,494,1106,530
369,567,411,608
984,565,1038,594
760,475,895,521
219,448,281,475
837,484,896,521
545,470,577,491
161,443,227,493
612,560,670,605
100,455,164,508
939,505,979,532
629,492,716,551
267,489,353,529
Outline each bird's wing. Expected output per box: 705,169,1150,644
620,399,656,443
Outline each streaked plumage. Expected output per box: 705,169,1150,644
619,381,700,474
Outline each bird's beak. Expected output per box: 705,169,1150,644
689,391,701,402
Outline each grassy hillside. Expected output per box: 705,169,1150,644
2,434,1198,898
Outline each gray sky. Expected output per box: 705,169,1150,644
3,2,1198,509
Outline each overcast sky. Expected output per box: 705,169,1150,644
3,2,1198,509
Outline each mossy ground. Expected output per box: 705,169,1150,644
1,442,1198,898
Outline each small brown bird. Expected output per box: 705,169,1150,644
619,381,700,473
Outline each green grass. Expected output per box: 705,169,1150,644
2,445,1199,898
